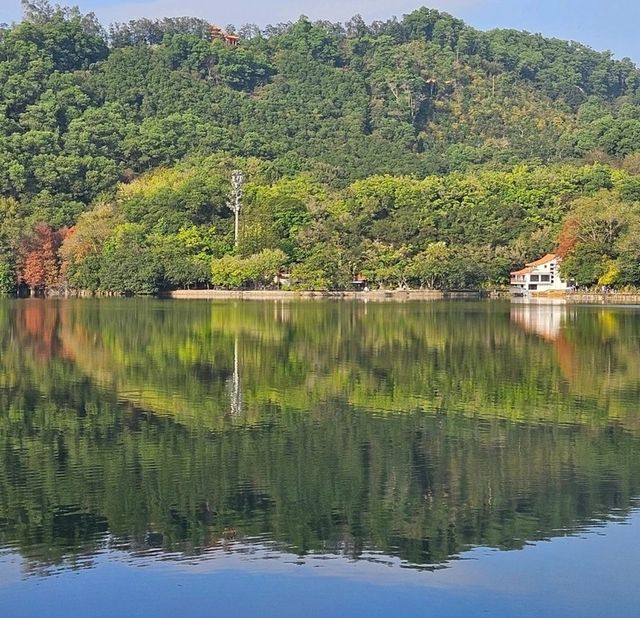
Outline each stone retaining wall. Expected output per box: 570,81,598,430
165,289,471,301
566,293,640,304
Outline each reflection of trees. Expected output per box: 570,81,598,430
0,299,638,571
45,299,640,431
510,302,640,425
1,398,639,572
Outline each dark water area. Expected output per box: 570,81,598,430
0,299,639,616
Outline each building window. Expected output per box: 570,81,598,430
540,274,551,282
530,275,540,282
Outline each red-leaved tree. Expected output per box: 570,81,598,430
556,216,580,258
18,224,68,294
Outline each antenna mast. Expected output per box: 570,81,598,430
228,169,245,249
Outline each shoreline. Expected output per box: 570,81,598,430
10,290,640,304
163,289,483,301
529,292,640,305
567,293,640,305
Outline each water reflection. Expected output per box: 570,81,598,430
0,299,638,577
510,300,570,340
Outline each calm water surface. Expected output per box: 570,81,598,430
0,299,639,617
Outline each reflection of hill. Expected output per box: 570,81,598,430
47,299,640,432
0,299,639,571
1,397,639,572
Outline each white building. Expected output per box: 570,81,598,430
510,253,568,294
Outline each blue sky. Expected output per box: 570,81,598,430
2,0,640,61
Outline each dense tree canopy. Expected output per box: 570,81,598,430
2,1,640,293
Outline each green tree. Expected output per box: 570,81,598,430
99,223,162,294
408,242,451,289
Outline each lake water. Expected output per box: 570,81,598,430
0,299,639,617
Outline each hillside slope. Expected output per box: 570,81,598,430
2,2,640,292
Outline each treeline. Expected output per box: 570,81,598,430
3,2,640,292
5,158,640,293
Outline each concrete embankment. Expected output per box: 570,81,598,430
166,289,481,301
524,291,640,304
565,293,640,304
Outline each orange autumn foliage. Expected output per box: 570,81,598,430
556,216,579,258
18,223,69,292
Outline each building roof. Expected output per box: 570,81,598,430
510,266,534,276
511,253,559,277
525,253,557,268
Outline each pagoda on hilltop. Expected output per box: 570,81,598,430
210,25,239,46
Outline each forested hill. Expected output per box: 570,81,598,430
2,1,640,294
